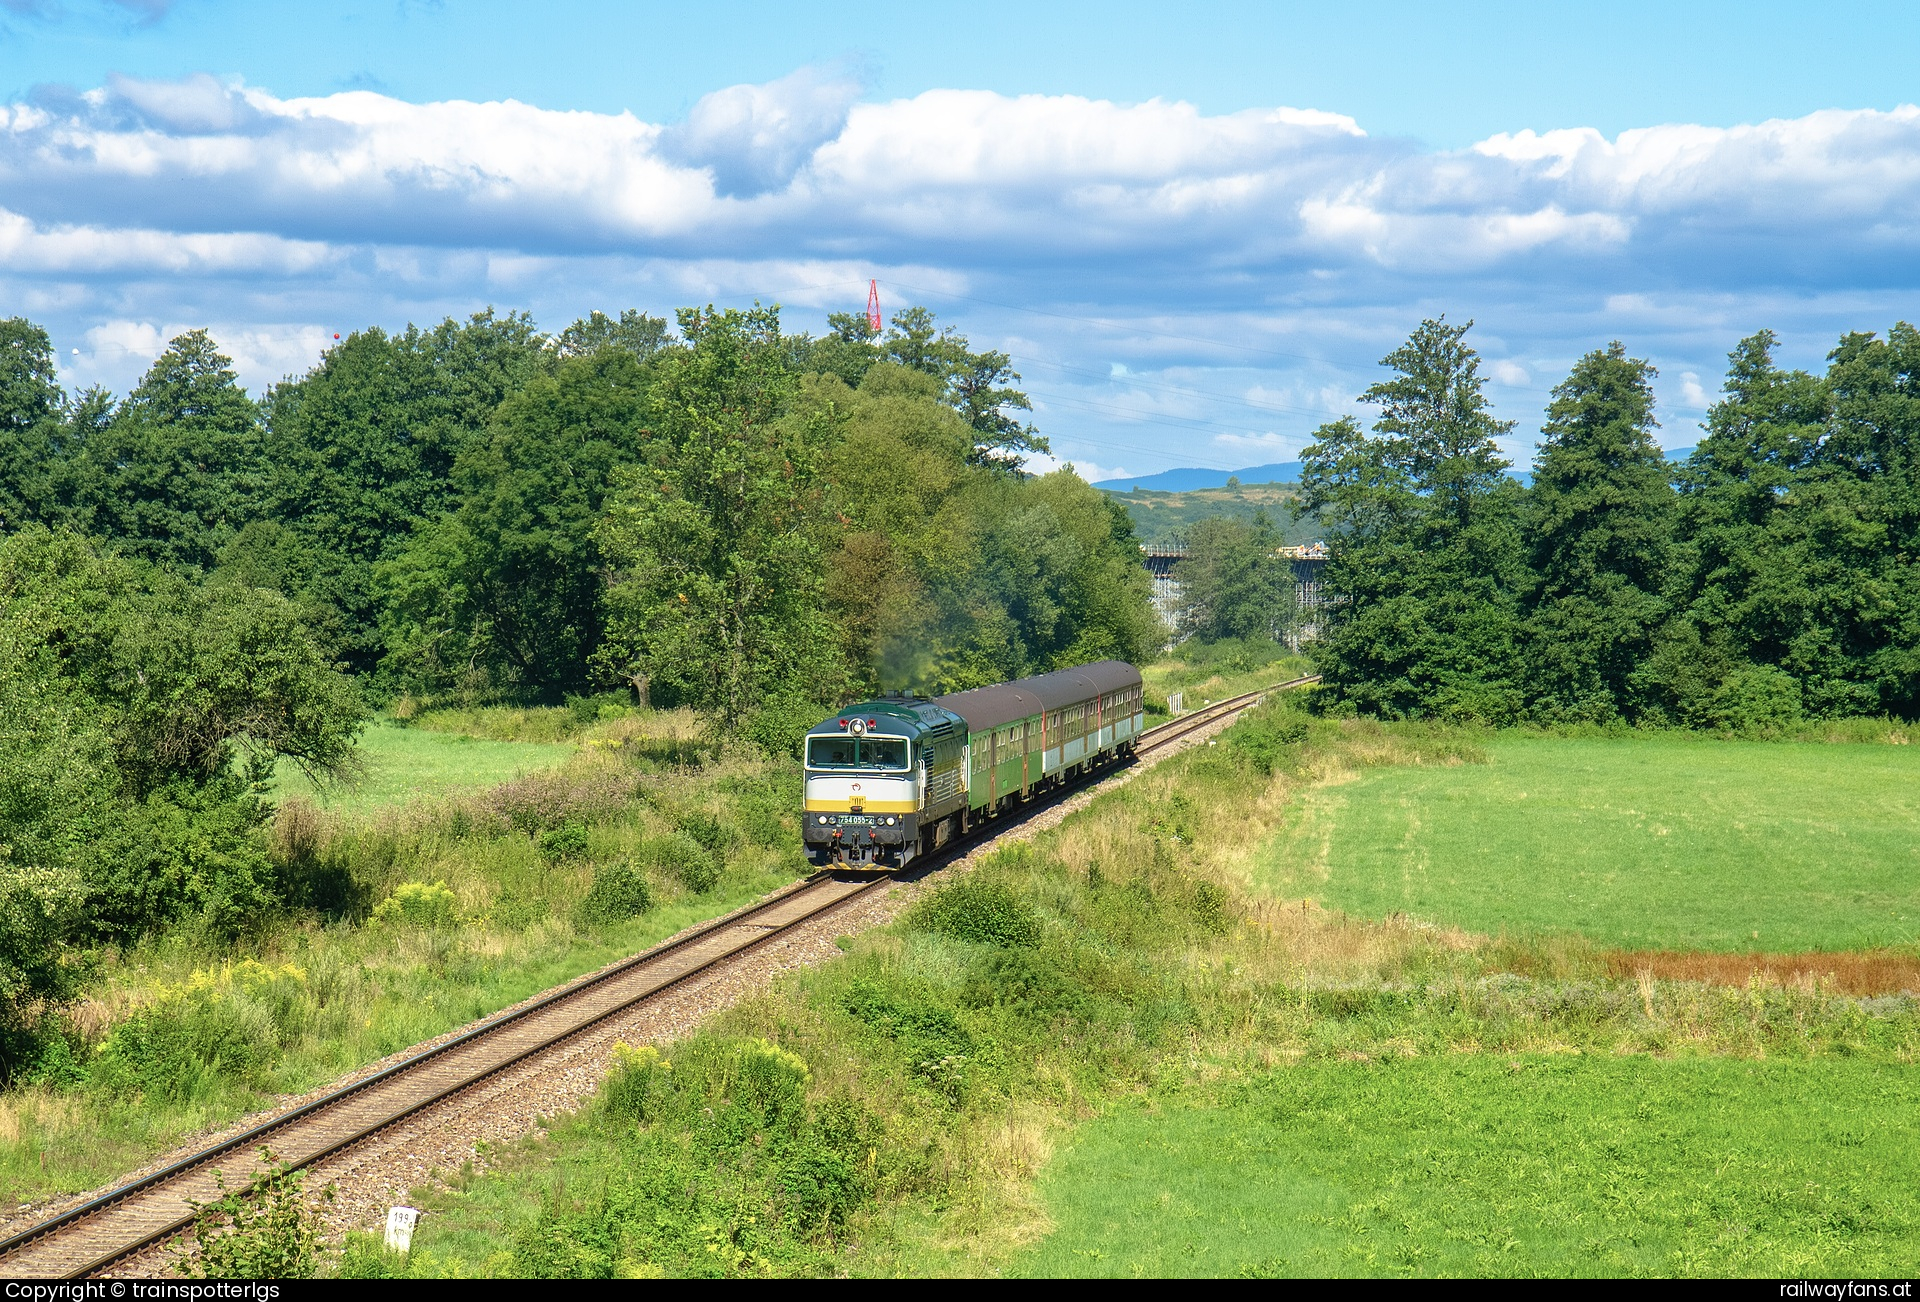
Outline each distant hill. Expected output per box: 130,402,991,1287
1093,462,1301,492
1105,480,1319,547
1098,447,1692,500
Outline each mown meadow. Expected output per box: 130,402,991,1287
1259,730,1920,951
348,692,1920,1279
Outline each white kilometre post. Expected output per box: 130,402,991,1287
385,1206,421,1253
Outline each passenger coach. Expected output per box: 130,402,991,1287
802,660,1145,867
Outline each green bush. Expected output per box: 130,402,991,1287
641,832,720,894
1225,702,1311,775
90,964,303,1101
183,1149,329,1280
603,1042,674,1125
1709,664,1805,733
537,821,591,861
86,778,281,943
672,809,736,856
370,881,458,928
510,1036,877,1278
736,693,828,760
333,1233,418,1279
960,948,1083,1015
578,859,654,925
843,979,981,1104
565,692,631,726
912,877,1041,949
732,1038,812,1127
720,779,793,849
25,1031,90,1089
1174,635,1290,675
1191,880,1233,935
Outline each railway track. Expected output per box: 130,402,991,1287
0,672,1315,1279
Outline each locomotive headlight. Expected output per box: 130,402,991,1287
817,815,828,825
885,816,896,825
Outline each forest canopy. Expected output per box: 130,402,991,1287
1298,320,1920,728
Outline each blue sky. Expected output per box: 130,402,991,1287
3,0,1919,478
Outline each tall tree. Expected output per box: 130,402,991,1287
74,331,265,568
1179,513,1295,644
1299,319,1529,721
0,318,65,534
803,311,882,388
595,305,839,732
264,310,553,671
555,309,670,362
0,527,365,944
382,347,653,697
1524,342,1674,721
1817,323,1920,718
1653,331,1831,725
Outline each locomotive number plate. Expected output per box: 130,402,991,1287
837,814,876,826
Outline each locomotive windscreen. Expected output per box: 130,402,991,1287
805,737,910,770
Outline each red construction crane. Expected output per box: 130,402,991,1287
866,279,883,334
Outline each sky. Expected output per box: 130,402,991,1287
4,0,1920,480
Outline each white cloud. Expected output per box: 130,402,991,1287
660,65,863,197
8,71,1920,470
3,74,1918,282
0,205,334,275
1211,431,1298,457
1025,452,1131,485
69,319,334,389
82,319,166,362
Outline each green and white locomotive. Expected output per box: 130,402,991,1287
801,660,1146,868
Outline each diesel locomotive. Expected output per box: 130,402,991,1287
801,659,1146,867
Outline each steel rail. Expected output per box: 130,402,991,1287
1134,673,1319,757
0,872,890,1279
0,669,1319,1278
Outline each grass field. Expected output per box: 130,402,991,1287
270,721,575,818
1140,645,1314,722
1257,733,1920,952
0,873,794,1206
346,702,1920,1280
1105,481,1318,547
1019,1055,1920,1278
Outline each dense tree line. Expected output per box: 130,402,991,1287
1300,319,1920,727
0,303,1153,706
0,301,1158,1026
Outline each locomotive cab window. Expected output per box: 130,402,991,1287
806,737,910,771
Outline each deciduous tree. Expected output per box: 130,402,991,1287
596,305,839,733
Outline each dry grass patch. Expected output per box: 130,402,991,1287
1607,948,1920,996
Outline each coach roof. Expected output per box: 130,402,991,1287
933,660,1142,733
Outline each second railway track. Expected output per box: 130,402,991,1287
0,672,1315,1279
